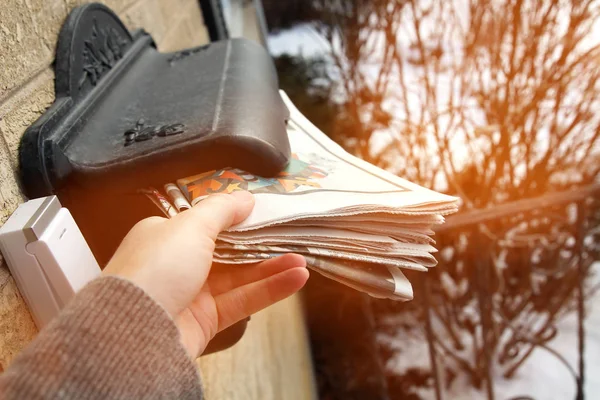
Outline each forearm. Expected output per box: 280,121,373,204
0,276,203,399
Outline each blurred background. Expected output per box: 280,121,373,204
257,1,600,399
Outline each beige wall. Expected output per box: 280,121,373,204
0,1,316,398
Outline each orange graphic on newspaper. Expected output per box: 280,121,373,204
177,153,329,203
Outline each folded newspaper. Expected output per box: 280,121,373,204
144,92,459,301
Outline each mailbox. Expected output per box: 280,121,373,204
20,3,291,265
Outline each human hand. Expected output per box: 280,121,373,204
103,191,309,357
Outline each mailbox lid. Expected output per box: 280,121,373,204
66,39,289,169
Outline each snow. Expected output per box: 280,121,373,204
268,23,329,58
379,262,600,399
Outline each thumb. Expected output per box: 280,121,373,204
177,191,255,239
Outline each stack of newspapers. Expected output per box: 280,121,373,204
144,92,458,301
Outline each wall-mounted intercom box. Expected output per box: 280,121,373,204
0,196,101,328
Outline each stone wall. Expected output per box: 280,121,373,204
0,1,315,398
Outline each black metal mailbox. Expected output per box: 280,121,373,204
19,3,291,264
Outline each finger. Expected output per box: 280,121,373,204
208,254,306,296
214,267,309,331
177,191,255,240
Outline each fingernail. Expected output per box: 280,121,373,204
231,190,254,203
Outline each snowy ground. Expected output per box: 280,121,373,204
380,262,600,400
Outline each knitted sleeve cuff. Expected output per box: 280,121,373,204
0,276,203,399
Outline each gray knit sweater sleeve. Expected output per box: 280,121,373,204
0,276,203,399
